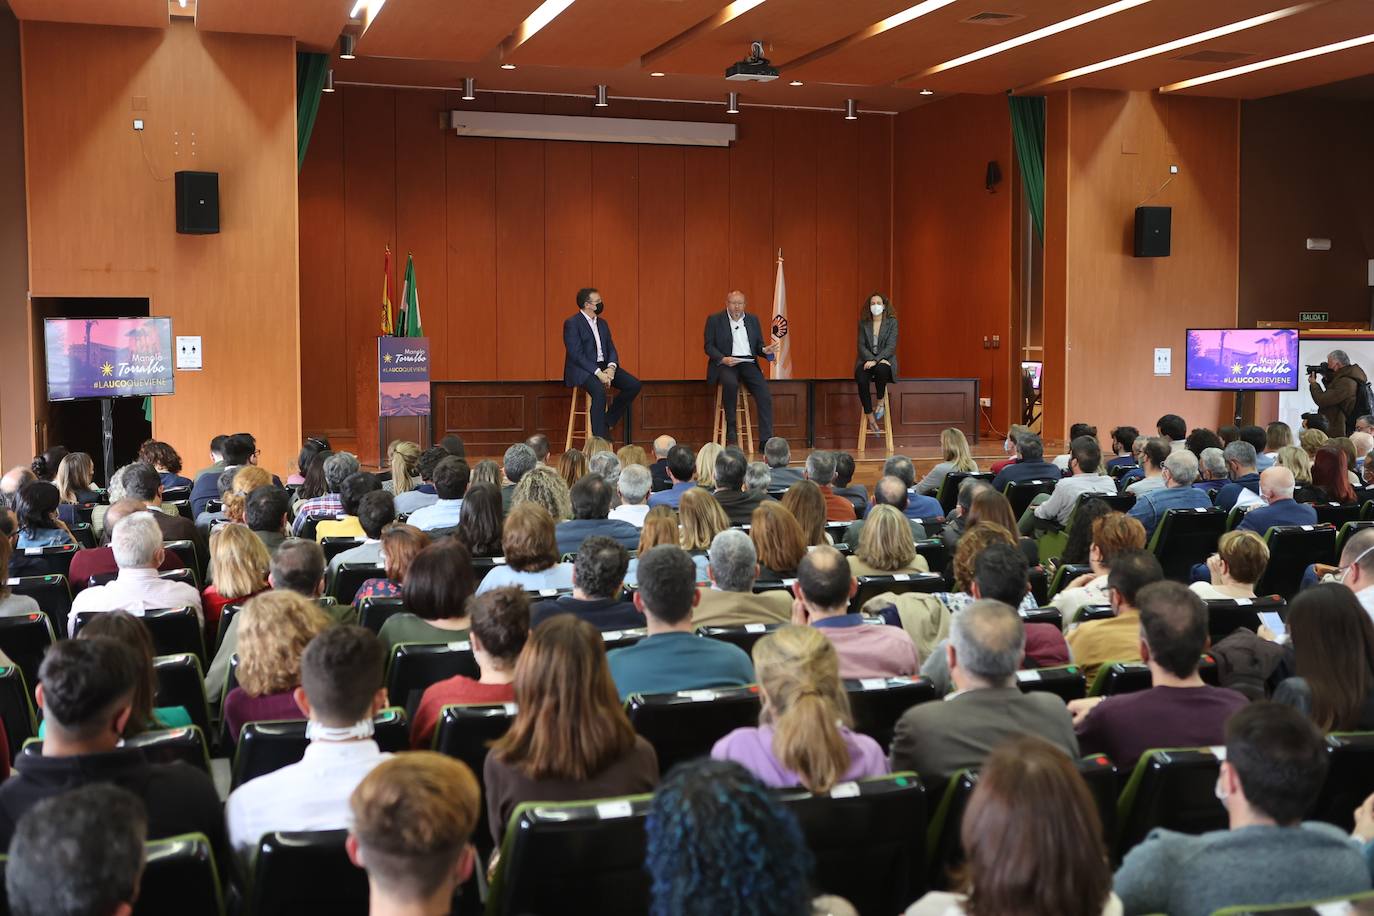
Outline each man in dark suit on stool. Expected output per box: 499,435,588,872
704,290,778,445
563,287,641,442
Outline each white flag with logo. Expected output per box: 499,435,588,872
770,252,791,380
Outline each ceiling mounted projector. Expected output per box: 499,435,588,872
726,40,779,82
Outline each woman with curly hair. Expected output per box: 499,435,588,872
138,440,193,491
223,591,330,743
933,523,1037,615
511,465,573,522
222,466,273,524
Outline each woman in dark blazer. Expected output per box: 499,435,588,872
856,293,898,434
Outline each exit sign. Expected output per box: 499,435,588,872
1300,311,1330,322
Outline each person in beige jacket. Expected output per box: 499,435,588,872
691,529,791,628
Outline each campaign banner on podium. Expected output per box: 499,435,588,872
379,337,431,416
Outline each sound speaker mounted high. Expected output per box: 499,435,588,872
175,170,219,235
1134,206,1170,258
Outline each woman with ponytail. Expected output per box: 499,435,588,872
385,440,421,496
712,625,887,793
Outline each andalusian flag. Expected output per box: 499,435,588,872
770,250,791,379
380,247,394,336
397,253,423,338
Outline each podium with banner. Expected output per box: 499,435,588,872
378,336,431,458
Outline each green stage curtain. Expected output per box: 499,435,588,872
1009,95,1046,243
296,52,328,172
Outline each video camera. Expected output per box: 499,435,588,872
1306,363,1334,382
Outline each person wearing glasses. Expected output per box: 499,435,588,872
704,290,779,446
562,287,642,444
1333,528,1374,624
189,432,281,518
856,293,897,436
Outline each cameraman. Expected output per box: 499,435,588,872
1308,349,1368,436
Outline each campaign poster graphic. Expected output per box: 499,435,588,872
1186,329,1299,391
379,337,431,416
44,317,175,401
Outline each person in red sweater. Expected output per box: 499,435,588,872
410,586,530,749
68,499,183,593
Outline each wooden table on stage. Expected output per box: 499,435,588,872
430,378,980,453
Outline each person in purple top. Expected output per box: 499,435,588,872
712,625,888,792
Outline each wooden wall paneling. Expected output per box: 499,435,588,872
0,10,31,465
772,110,818,379
728,109,774,309
394,90,448,377
815,114,860,381
636,145,686,380
811,379,980,449
495,140,546,379
857,115,892,309
591,143,640,377
299,90,347,437
682,145,731,380
444,130,499,381
541,140,592,380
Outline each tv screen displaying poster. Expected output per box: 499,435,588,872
1185,328,1299,391
44,317,175,401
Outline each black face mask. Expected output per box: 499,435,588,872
592,302,604,315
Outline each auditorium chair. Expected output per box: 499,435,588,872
153,653,212,738
5,574,72,636
780,772,929,913
135,832,224,916
1314,502,1363,531
697,622,781,656
564,386,595,452
1224,504,1252,531
433,702,518,859
1309,731,1374,832
25,725,213,775
87,567,197,590
294,515,323,542
1046,563,1092,600
1038,493,1135,566
1336,521,1374,560
1089,655,1218,697
712,385,757,455
936,471,994,514
1015,665,1087,702
1210,891,1374,915
1019,605,1064,630
487,795,653,916
1116,747,1226,858
850,572,945,613
73,606,206,666
0,612,54,700
844,676,938,752
625,685,762,775
75,501,99,526
0,664,36,759
1204,596,1283,640
330,561,382,604
69,522,95,549
1255,525,1337,599
320,536,366,563
246,830,371,916
386,640,479,712
12,542,78,579
161,540,201,583
1001,479,1057,520
470,555,507,585
914,538,949,576
1146,507,1226,582
1108,463,1139,481
1028,566,1049,606
856,390,894,458
1072,604,1117,626
230,708,409,789
357,595,407,632
600,628,646,651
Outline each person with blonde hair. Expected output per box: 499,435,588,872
848,504,929,577
781,479,830,546
223,591,330,744
1300,426,1329,458
1275,444,1313,485
511,465,573,522
223,465,272,524
750,500,808,580
1051,513,1148,626
616,444,650,468
1192,529,1268,600
628,505,697,587
476,503,574,595
678,487,729,552
385,440,421,496
585,436,614,457
201,523,271,631
54,452,100,505
695,442,723,490
713,625,887,792
556,449,589,489
916,428,979,496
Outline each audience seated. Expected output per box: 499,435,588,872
67,498,185,593
1069,582,1247,770
203,464,267,535
847,505,930,578
791,545,918,677
1065,549,1164,682
394,446,445,516
1190,530,1267,600
937,477,988,554
782,480,833,546
805,450,858,523
0,637,226,864
223,591,329,744
844,476,928,548
890,600,1078,782
608,544,754,699
1053,423,1098,471
763,436,804,488
1194,446,1230,493
453,482,503,557
353,524,427,604
1301,424,1329,456
1215,441,1262,512
292,448,331,508
1306,444,1358,505
484,614,659,846
905,735,1120,916
347,753,480,915
936,524,1039,616
1156,413,1188,452
750,500,808,579
1237,466,1317,534
54,451,102,506
411,587,528,748
648,435,675,491
3,783,148,916
384,439,422,496
880,455,944,520
1184,426,1225,461
1124,437,1170,495
958,486,1038,568
693,529,793,627
292,451,360,535
744,459,772,495
1126,449,1211,538
202,523,271,630
70,512,204,636
0,465,36,513
13,480,74,548
192,434,227,484
918,428,980,495
402,457,467,534
531,536,637,629
325,490,392,582
990,432,1061,494
1114,702,1370,916
557,448,588,489
610,463,652,527
1272,583,1374,730
714,625,888,790
73,612,193,734
556,474,640,554
0,533,40,618
1025,435,1117,533
832,451,868,509
191,433,280,518
647,444,697,510
1337,528,1374,624
122,462,201,550
512,465,573,521
589,450,623,501
477,503,574,595
316,471,383,541
378,539,475,651
1106,425,1140,472
678,487,730,567
245,485,292,555
1239,425,1274,471
989,424,1030,476
711,447,772,526
501,443,538,513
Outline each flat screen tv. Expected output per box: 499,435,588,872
1185,328,1299,392
1021,361,1043,391
44,317,175,401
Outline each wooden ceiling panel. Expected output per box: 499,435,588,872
503,0,730,69
8,0,166,28
195,0,350,51
1166,41,1374,98
644,0,916,76
356,0,546,61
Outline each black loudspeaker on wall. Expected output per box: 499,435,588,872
1134,205,1170,258
175,170,220,235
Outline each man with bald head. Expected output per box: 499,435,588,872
1237,466,1317,536
67,499,185,593
704,290,779,445
0,467,36,511
791,546,917,678
842,475,926,548
1338,528,1374,625
649,436,676,492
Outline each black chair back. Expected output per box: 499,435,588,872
386,640,479,712
14,543,78,579
75,607,206,665
247,829,370,916
914,539,949,577
153,653,212,738
1047,563,1092,600
1116,748,1225,857
231,708,409,789
1337,521,1374,560
844,677,938,752
936,472,993,514
1204,596,1285,640
471,556,507,584
0,665,36,759
433,702,518,860
161,540,200,584
330,562,383,604
0,612,54,700
1015,665,1086,702
1093,657,1218,697
1257,525,1338,600
1002,479,1058,519
69,522,96,549
850,573,945,613
320,537,366,563
696,623,781,656
358,596,407,632
1147,508,1227,582
5,575,73,636
1314,502,1363,530
1019,605,1064,630
135,832,224,916
1310,731,1374,832
626,686,762,775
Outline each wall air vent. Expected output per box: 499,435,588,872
1172,49,1254,63
960,11,1025,25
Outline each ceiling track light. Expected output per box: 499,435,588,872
726,91,740,114
844,99,859,120
462,77,476,101
1160,29,1374,93
595,85,609,107
322,70,335,93
919,88,934,95
501,63,517,70
339,33,357,60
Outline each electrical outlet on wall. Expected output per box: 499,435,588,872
979,397,992,408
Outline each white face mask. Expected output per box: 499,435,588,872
1004,439,1014,454
870,304,884,317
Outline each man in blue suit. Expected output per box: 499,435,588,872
1237,467,1317,536
563,288,641,441
704,290,778,444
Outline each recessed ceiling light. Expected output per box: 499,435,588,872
789,79,803,86
508,0,577,52
650,71,666,77
501,63,517,70
919,88,934,95
1160,29,1374,92
349,0,367,17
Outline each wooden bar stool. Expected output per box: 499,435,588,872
712,385,756,455
857,391,894,457
564,387,595,452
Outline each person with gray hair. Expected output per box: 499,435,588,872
1236,466,1316,537
889,599,1078,781
692,528,792,628
1127,448,1211,538
1,466,36,512
881,454,944,521
649,435,677,491
804,451,857,522
1196,446,1230,491
1309,347,1369,436
501,443,538,512
89,463,132,541
292,451,360,535
68,511,203,636
588,450,622,496
743,461,772,495
763,437,803,487
610,463,653,527
1216,441,1261,512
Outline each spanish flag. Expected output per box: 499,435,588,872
380,247,394,336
